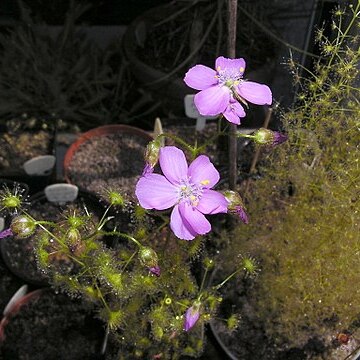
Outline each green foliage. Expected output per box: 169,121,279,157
221,2,360,347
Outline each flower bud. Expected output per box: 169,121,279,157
66,228,82,246
10,215,36,238
252,128,287,146
139,246,159,270
223,190,249,224
184,300,201,332
143,139,162,175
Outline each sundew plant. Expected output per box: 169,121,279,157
0,53,285,358
218,1,360,353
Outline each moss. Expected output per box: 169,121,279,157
219,2,360,348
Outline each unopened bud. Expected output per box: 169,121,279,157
139,247,160,275
184,300,201,331
223,190,249,224
10,215,36,238
252,128,287,146
143,139,161,175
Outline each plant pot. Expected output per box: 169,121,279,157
0,116,57,194
0,288,104,360
0,184,107,286
122,3,278,119
63,124,153,196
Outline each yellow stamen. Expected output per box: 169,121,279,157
200,180,210,185
239,67,245,73
217,66,221,71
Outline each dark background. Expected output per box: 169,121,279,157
0,0,169,25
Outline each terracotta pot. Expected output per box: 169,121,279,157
63,124,153,195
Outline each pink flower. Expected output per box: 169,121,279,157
135,146,228,240
184,56,272,125
184,301,201,331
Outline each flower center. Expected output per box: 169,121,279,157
216,66,244,88
178,178,205,207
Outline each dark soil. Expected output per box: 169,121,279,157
0,289,104,360
67,133,150,197
0,131,52,173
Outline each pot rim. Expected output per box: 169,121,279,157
63,124,153,185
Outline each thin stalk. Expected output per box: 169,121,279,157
213,267,243,291
227,0,238,190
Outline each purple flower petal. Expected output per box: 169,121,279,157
274,132,288,146
184,65,218,90
149,266,161,277
170,205,197,241
223,100,246,125
215,56,246,75
197,190,228,214
142,163,154,176
188,155,220,188
235,205,249,224
159,147,188,185
184,304,200,331
135,174,177,210
0,228,13,239
179,202,211,236
237,81,272,105
194,86,230,116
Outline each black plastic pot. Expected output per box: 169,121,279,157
0,288,105,360
0,184,107,286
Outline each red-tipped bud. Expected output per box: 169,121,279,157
10,215,36,238
223,190,249,224
253,128,287,146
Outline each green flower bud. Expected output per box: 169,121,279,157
138,247,158,269
66,228,82,247
252,128,287,146
10,215,36,238
143,139,162,175
223,190,248,224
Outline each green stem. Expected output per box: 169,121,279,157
213,268,243,291
122,250,138,271
156,133,196,156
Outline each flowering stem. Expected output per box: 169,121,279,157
199,267,209,294
156,133,198,159
227,0,238,189
213,267,243,291
121,250,137,271
102,230,143,249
